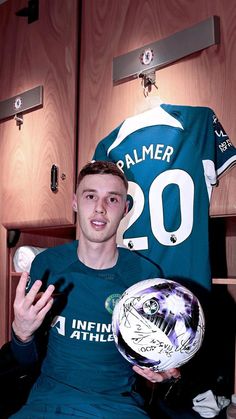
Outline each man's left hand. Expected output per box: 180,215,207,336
133,365,181,383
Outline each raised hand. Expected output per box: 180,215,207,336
12,271,55,343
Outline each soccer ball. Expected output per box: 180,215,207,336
112,278,205,371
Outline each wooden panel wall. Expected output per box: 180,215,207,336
0,0,78,227
0,0,79,344
78,0,236,277
0,226,8,345
78,0,236,165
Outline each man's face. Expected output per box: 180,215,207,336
73,174,129,245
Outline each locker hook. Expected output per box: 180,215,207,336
139,71,158,97
14,113,24,129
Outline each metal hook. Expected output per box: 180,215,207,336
139,71,158,97
14,113,23,130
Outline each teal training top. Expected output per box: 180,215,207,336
11,241,161,418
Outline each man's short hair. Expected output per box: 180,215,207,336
77,161,128,190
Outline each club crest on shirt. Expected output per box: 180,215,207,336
105,294,121,314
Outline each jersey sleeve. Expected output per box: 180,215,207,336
212,111,236,176
11,330,39,366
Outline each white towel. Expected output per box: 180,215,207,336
192,389,230,418
13,246,47,273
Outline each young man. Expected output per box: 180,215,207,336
10,161,179,418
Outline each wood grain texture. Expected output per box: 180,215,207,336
210,167,236,215
0,0,78,227
78,0,236,269
226,217,236,279
78,0,236,215
78,0,233,152
0,226,8,345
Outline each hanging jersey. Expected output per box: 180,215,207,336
93,104,236,291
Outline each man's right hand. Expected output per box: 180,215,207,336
12,271,55,343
